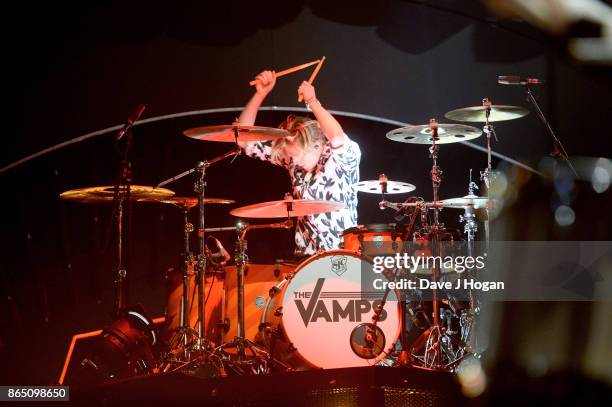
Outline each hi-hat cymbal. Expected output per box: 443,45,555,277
60,185,175,203
444,105,529,122
184,125,290,143
440,194,495,209
354,180,416,194
138,196,235,209
230,199,345,218
386,123,482,144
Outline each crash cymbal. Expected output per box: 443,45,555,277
138,196,235,209
386,123,482,144
60,185,175,203
354,180,416,194
440,194,495,209
444,105,529,122
230,199,345,218
184,125,290,143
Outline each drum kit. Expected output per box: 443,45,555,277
59,99,529,376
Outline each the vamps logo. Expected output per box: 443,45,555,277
331,255,348,276
294,278,388,327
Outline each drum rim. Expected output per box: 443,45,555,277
341,223,405,236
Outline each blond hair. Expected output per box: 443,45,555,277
270,115,326,165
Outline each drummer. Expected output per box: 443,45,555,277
238,70,361,256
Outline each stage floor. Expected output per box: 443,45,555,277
71,366,465,406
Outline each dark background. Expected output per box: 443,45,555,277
1,0,611,398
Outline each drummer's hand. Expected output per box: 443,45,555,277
298,81,316,103
255,70,276,96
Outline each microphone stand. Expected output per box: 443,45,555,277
112,122,134,311
523,85,577,176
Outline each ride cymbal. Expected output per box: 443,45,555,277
444,105,529,122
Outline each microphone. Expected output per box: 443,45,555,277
209,236,231,266
116,104,146,141
498,75,544,86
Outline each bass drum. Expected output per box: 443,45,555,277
258,250,401,369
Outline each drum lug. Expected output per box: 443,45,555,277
269,286,280,298
274,307,283,317
258,322,272,333
274,260,282,277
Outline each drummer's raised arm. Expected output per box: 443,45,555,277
297,81,344,148
237,70,276,148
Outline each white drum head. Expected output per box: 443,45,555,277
281,250,401,369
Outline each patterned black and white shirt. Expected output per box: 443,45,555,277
245,134,361,256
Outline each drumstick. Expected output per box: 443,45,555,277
249,59,321,86
298,56,326,103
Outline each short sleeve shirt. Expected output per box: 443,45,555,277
244,134,361,256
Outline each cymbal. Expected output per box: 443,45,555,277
444,105,529,122
355,180,416,194
184,125,291,143
60,185,175,203
230,199,346,218
138,196,235,209
386,123,482,144
440,194,495,209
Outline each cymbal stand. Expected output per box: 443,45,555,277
170,207,198,360
410,119,450,370
460,169,479,244
458,170,479,355
157,146,241,358
479,98,496,250
214,219,293,374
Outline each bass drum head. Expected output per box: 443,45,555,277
279,250,401,369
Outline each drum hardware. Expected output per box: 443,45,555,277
384,118,482,370
156,145,242,363
211,219,294,373
60,184,175,312
136,195,235,362
111,107,142,310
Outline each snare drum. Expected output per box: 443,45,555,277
258,250,401,369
